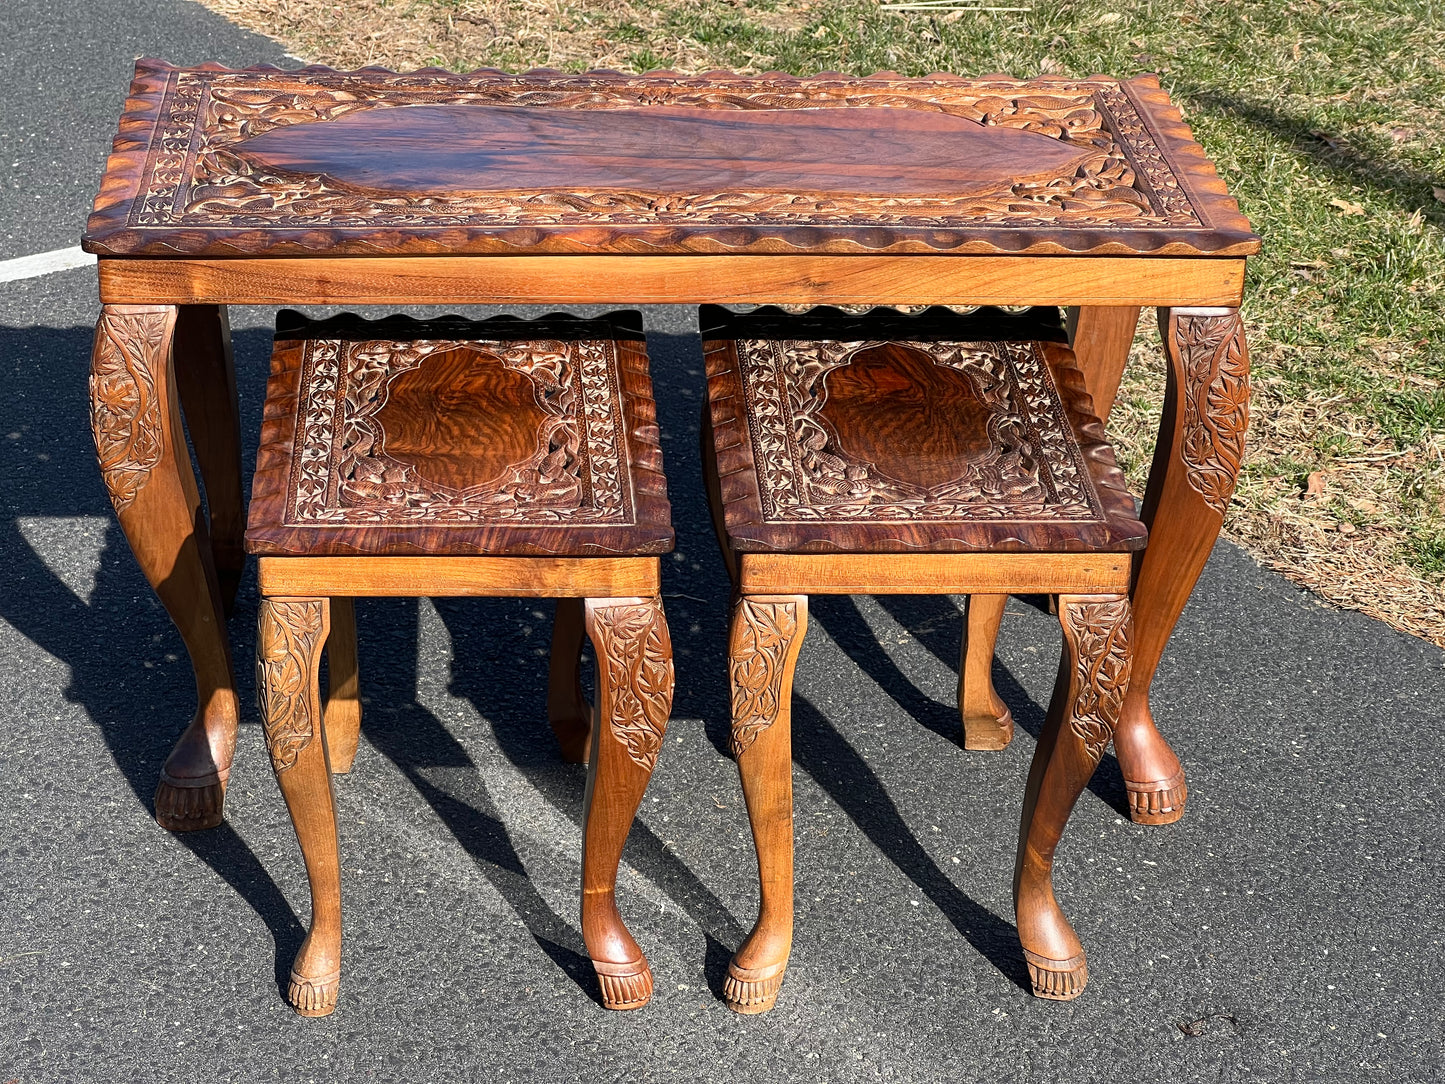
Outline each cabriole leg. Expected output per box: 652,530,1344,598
90,304,238,831
257,596,341,1016
1121,307,1250,824
581,596,674,1009
1015,594,1131,1001
172,304,244,614
958,593,1013,750
725,594,807,1014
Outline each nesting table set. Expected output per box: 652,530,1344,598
83,59,1258,1015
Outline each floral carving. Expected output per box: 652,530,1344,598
256,599,327,772
127,69,1201,233
588,600,673,772
89,308,173,513
729,599,802,757
1173,311,1250,517
1062,597,1132,766
287,337,631,526
737,338,1102,523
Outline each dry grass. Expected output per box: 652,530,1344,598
186,0,1445,648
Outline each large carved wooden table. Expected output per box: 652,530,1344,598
83,60,1257,832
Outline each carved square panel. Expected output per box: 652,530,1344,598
703,308,1147,554
85,60,1258,258
247,311,673,557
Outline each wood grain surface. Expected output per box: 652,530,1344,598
84,60,1259,259
702,306,1147,555
244,310,673,557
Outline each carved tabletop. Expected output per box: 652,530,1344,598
84,59,1258,259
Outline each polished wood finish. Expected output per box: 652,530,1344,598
958,594,1013,750
171,304,245,612
98,254,1248,308
86,61,1258,259
89,303,239,831
246,318,675,1014
703,306,1147,556
247,311,671,558
547,597,592,764
740,552,1130,594
322,597,362,775
1066,305,1141,421
1119,306,1250,824
256,555,660,598
702,314,1141,1006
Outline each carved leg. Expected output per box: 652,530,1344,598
172,304,244,614
1121,308,1249,824
1015,594,1131,1001
1065,305,1141,421
257,597,341,1017
725,594,807,1014
958,594,1013,750
90,305,238,832
547,598,592,764
580,596,674,1010
323,597,362,774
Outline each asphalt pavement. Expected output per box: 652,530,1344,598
2,2,1443,1080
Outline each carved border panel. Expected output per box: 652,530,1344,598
1174,312,1250,517
588,600,674,772
1062,596,1132,766
735,338,1105,524
123,69,1202,235
284,336,634,526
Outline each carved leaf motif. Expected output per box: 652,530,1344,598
131,71,1201,233
729,599,801,757
1063,598,1132,766
589,601,674,772
288,337,631,526
1175,312,1250,517
89,309,172,513
738,338,1099,523
256,599,326,773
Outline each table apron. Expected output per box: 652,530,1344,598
97,254,1246,308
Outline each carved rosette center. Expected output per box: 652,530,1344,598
90,308,173,514
1174,311,1250,517
589,600,673,772
257,599,327,772
729,598,801,757
1062,597,1132,766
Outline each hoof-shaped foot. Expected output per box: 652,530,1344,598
723,959,786,1015
154,775,227,832
962,704,1014,751
288,968,340,1017
1126,768,1187,825
1024,948,1087,1001
593,959,653,1010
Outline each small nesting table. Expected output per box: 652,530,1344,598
83,61,1257,837
246,309,675,1015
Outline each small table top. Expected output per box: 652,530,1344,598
84,59,1259,260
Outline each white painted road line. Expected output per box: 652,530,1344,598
0,246,97,284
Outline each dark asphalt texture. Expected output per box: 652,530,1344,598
3,3,1444,1081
